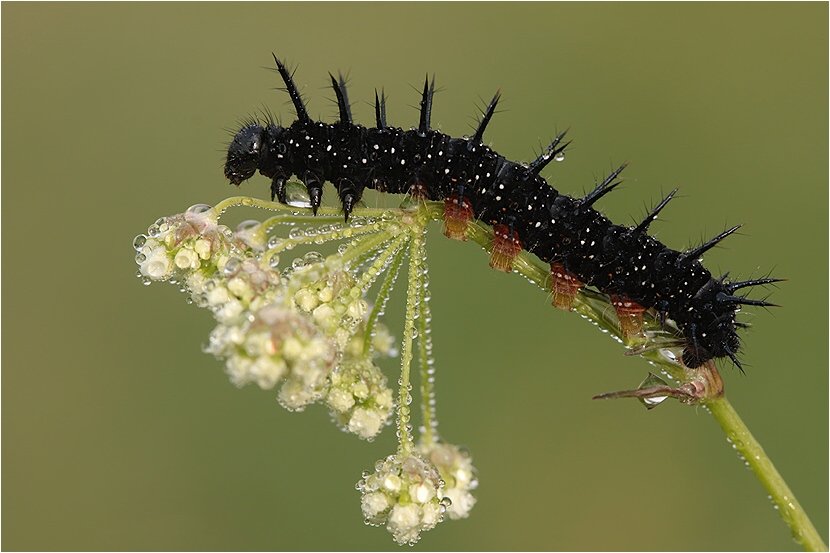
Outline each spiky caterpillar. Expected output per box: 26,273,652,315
224,55,778,369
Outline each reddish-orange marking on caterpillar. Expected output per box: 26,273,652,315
442,193,473,241
489,224,522,273
550,262,583,311
611,295,647,339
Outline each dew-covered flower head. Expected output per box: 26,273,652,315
357,451,451,545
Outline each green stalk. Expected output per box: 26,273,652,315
363,245,406,357
395,226,426,455
462,206,826,551
417,276,438,445
706,397,827,551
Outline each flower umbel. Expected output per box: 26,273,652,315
357,451,451,545
134,196,476,543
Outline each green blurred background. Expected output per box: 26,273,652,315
3,3,827,550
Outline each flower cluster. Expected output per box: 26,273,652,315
133,203,395,430
357,451,451,545
134,198,478,544
418,439,478,520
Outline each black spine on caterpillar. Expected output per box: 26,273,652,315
224,55,780,370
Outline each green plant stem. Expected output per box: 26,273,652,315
706,396,827,551
417,281,438,445
363,245,405,357
464,208,826,551
212,195,396,218
396,226,426,456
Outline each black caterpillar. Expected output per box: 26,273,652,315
225,55,779,369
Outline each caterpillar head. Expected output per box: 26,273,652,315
225,123,266,185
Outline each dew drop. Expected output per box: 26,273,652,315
268,255,281,269
304,251,324,265
554,152,565,162
236,219,260,233
135,252,147,264
267,235,283,249
133,234,147,251
186,203,212,214
289,227,304,240
643,396,668,406
223,257,242,275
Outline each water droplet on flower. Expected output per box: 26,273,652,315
133,234,148,251
337,243,350,255
292,257,306,269
268,255,280,269
554,152,565,162
236,219,260,233
223,257,241,275
186,203,212,214
135,252,147,264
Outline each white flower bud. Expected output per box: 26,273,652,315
327,388,355,413
294,288,318,312
361,492,390,520
140,247,172,279
174,248,199,270
194,238,211,259
206,285,230,307
348,407,383,440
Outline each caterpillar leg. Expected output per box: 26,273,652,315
302,171,324,214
